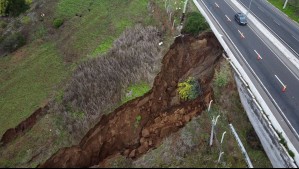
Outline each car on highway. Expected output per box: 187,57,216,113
234,12,247,25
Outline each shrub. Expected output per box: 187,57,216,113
21,15,31,24
135,115,142,128
53,18,64,29
4,0,29,17
178,77,201,101
1,33,26,53
181,12,209,36
0,20,7,29
288,150,295,158
214,63,229,87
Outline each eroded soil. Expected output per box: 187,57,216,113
39,32,223,168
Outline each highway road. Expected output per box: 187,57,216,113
238,0,299,57
198,0,299,146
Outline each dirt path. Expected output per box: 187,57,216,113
39,32,223,168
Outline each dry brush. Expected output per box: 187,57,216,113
51,25,163,140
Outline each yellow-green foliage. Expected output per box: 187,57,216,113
178,77,200,101
0,0,8,16
25,0,32,4
178,80,193,100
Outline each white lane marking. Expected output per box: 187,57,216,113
273,20,280,26
257,6,264,12
235,0,299,59
215,2,219,8
248,24,299,81
224,0,299,81
275,75,286,87
225,14,231,22
292,35,299,42
238,29,245,38
254,50,263,60
222,0,299,139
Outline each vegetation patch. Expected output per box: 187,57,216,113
53,18,64,29
0,113,71,168
55,0,156,60
178,77,201,101
53,25,160,140
92,37,114,56
278,132,295,158
1,33,26,53
122,83,151,104
134,115,142,128
0,0,30,17
182,12,209,35
21,16,31,25
268,0,299,23
214,62,229,88
33,25,47,40
0,43,68,136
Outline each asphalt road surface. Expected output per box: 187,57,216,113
200,0,299,140
239,0,299,57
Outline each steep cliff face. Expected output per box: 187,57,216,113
39,32,223,168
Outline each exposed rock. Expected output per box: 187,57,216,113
129,150,136,158
148,140,153,147
124,149,130,157
137,97,149,107
142,129,150,138
143,141,149,149
178,108,185,115
160,126,178,138
184,116,191,123
154,117,162,123
170,81,177,87
138,142,149,154
170,95,180,106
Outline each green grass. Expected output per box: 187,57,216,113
268,0,299,23
33,25,47,40
121,83,150,104
0,113,71,168
0,0,156,137
55,0,156,57
0,43,69,136
21,16,31,25
92,36,114,56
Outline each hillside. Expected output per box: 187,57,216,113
0,0,272,168
0,0,165,137
0,0,182,167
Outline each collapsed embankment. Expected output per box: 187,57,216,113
39,32,223,168
0,106,48,146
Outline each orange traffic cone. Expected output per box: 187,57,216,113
282,85,287,92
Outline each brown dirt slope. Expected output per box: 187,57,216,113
39,32,223,168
